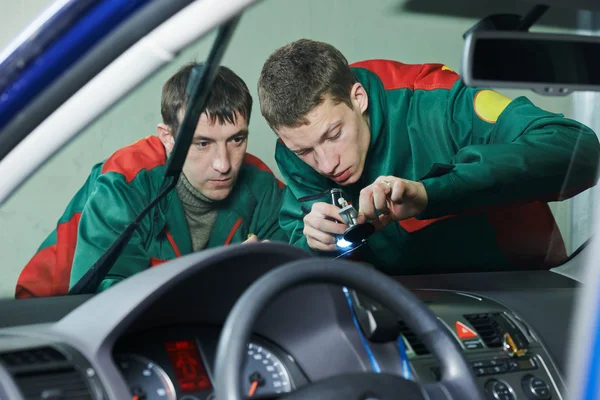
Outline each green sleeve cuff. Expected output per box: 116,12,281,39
418,173,457,219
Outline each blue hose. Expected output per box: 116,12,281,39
342,286,381,373
342,286,412,379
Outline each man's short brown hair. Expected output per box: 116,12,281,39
257,39,357,131
161,62,252,135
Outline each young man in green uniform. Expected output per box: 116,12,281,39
16,63,287,298
258,39,600,274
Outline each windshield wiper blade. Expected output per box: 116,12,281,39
68,16,241,295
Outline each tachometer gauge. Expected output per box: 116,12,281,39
244,343,292,398
116,354,176,400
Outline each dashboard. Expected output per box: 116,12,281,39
106,288,566,400
0,244,580,400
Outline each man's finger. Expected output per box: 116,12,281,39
243,235,259,244
304,224,338,245
359,188,377,220
311,202,346,224
357,211,367,225
377,213,393,229
390,179,406,203
304,225,338,252
372,184,390,215
305,213,348,235
403,180,419,199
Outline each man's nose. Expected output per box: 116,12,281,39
212,146,231,174
315,146,338,175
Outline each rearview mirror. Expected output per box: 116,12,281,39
461,31,600,95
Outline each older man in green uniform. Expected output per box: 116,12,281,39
16,63,287,298
258,39,600,274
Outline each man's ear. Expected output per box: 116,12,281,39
350,82,369,114
157,123,175,153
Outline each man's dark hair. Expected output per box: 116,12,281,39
257,39,357,131
161,62,252,135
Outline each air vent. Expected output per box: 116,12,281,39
398,320,430,355
464,313,524,348
0,347,66,367
0,347,96,400
14,367,93,400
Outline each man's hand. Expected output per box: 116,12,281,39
242,234,270,244
357,176,428,229
303,202,348,252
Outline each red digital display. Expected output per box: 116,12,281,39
165,340,212,392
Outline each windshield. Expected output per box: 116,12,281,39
1,0,598,299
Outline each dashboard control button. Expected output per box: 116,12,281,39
505,356,537,372
485,379,516,400
522,375,551,399
464,339,485,349
491,364,507,374
456,321,478,339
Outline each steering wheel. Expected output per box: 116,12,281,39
214,258,484,400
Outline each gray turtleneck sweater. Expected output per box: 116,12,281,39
175,173,218,251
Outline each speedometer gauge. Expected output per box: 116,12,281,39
116,354,176,400
244,343,292,398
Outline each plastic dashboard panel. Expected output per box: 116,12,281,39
0,243,581,399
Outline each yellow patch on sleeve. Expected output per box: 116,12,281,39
473,90,512,123
441,65,455,73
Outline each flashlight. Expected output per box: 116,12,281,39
329,189,375,248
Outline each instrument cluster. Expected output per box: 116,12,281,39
113,328,308,400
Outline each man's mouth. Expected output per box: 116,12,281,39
331,168,352,183
209,178,233,186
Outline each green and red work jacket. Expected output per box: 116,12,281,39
16,136,287,298
276,60,600,274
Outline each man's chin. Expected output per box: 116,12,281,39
203,188,232,202
202,180,237,201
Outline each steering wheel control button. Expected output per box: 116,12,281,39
522,375,552,399
455,321,478,339
485,379,516,400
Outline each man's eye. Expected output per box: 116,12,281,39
198,141,210,148
232,136,245,144
328,131,342,141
